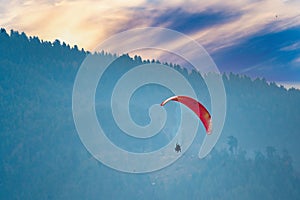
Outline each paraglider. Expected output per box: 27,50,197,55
175,143,181,153
161,95,212,134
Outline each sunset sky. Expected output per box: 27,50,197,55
1,0,300,86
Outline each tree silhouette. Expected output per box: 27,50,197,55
227,136,238,154
266,146,276,159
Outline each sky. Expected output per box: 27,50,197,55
1,0,300,86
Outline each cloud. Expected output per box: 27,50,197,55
292,57,300,64
1,0,147,49
126,0,300,54
280,41,300,51
191,0,300,52
1,0,300,52
149,8,242,35
209,26,300,81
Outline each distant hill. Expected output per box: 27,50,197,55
1,28,300,199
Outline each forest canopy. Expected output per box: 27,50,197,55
0,28,300,199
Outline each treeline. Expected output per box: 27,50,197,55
1,28,300,199
148,141,300,200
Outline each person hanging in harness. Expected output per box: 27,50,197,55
175,143,181,153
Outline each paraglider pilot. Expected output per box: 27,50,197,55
175,143,181,153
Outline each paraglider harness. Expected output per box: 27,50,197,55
175,143,181,153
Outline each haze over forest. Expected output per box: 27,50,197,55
1,29,300,199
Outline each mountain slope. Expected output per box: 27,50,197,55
1,28,300,199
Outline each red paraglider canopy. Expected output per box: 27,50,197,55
161,96,212,134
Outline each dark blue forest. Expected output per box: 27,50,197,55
1,29,300,199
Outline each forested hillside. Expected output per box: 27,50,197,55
1,29,300,199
